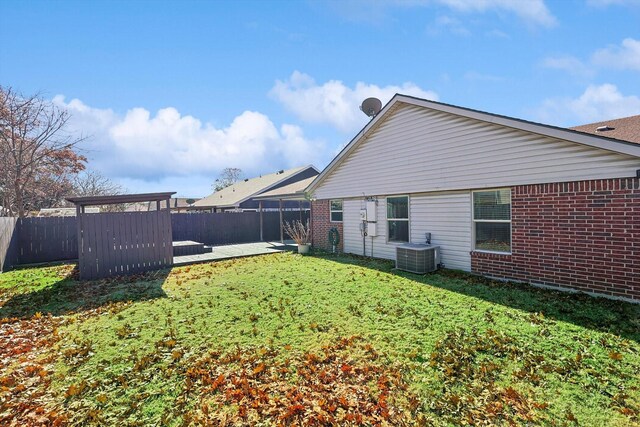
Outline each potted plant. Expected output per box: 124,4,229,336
283,219,311,254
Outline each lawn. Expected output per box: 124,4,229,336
0,252,638,426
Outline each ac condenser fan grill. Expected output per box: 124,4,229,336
395,244,440,274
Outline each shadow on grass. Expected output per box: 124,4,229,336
314,251,640,343
0,266,170,319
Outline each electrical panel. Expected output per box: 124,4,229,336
360,199,378,237
365,201,377,222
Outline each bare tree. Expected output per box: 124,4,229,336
0,86,86,217
212,167,243,192
72,170,126,212
70,170,127,212
72,170,124,197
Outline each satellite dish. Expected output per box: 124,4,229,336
360,97,382,118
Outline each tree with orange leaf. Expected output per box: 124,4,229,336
0,86,86,216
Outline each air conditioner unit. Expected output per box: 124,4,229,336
396,244,441,274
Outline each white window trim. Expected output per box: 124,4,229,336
386,195,410,244
471,188,512,255
329,199,343,223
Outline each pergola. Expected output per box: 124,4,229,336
66,192,175,279
252,178,312,243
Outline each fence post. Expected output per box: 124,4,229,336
259,201,263,241
279,199,283,243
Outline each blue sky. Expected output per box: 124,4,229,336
1,0,639,197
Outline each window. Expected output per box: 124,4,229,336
473,189,511,253
387,196,409,243
330,200,343,222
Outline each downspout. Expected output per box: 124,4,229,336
309,199,313,247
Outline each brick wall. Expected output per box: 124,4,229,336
472,178,640,301
311,200,343,252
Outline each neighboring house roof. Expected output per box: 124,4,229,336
38,207,100,217
170,197,200,209
306,94,640,194
124,197,199,212
570,115,640,145
253,176,316,201
193,165,319,209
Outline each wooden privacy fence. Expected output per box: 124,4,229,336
0,209,310,273
77,210,173,280
18,217,77,265
1,217,76,271
0,217,19,272
171,210,310,245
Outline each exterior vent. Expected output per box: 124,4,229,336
596,125,614,132
396,244,441,274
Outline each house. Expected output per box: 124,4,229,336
306,94,640,302
191,165,319,212
570,114,640,144
125,197,200,213
252,176,316,204
38,207,101,216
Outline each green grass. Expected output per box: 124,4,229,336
0,252,638,426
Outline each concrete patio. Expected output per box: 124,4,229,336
173,240,298,266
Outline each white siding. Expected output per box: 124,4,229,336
343,199,366,258
410,191,471,271
342,191,472,271
343,198,397,261
313,104,640,200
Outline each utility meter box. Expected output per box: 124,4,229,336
359,209,367,221
367,221,377,237
365,201,377,222
365,200,377,236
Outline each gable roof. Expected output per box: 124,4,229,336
193,165,318,209
306,94,640,194
252,176,315,201
570,115,640,145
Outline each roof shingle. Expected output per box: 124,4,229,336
192,166,316,208
570,115,640,145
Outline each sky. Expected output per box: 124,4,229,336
1,0,639,198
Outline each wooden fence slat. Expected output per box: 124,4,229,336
146,211,154,268
122,213,130,275
136,212,144,272
106,213,116,276
127,213,135,274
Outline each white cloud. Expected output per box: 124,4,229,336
53,96,326,189
270,71,438,133
330,0,556,27
542,38,640,77
541,55,594,77
433,0,556,27
463,71,504,82
486,29,509,38
587,0,640,6
427,15,471,36
592,38,640,71
536,83,640,126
